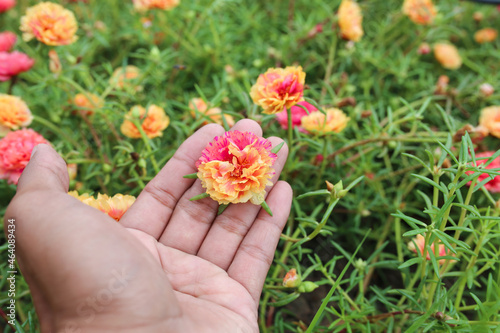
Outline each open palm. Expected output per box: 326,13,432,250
5,120,292,333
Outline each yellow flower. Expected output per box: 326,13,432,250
20,2,78,46
338,0,363,42
479,106,500,138
188,98,235,127
69,191,136,221
121,105,170,139
0,94,33,136
109,66,142,91
71,92,103,117
196,131,277,205
474,28,498,44
250,66,306,114
433,43,462,70
402,0,437,25
133,0,180,11
301,108,349,135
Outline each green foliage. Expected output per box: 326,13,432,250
1,0,500,332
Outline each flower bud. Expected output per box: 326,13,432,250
283,268,301,288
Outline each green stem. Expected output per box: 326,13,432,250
286,107,293,148
33,116,82,150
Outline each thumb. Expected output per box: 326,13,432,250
16,144,69,194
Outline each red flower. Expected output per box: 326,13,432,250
0,32,16,52
0,0,15,13
0,51,34,81
275,101,318,133
466,151,500,193
0,129,49,185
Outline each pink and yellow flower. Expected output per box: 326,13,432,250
69,191,136,221
188,98,235,127
71,92,103,117
408,234,450,264
0,0,15,13
474,28,498,44
121,104,170,139
338,0,363,42
20,2,78,46
109,65,141,91
402,0,437,25
433,43,462,70
465,151,500,193
301,108,349,135
275,101,318,133
132,0,180,11
0,129,49,184
0,32,16,52
196,131,277,205
0,51,34,81
479,106,500,138
0,94,33,136
250,66,306,115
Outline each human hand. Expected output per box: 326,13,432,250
5,119,292,333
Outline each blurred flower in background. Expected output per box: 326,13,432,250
275,101,318,133
338,0,364,42
474,28,498,44
466,151,500,193
0,129,49,184
196,131,277,205
0,32,16,52
479,106,500,138
250,66,305,114
109,65,142,91
301,108,349,135
0,0,15,13
71,92,103,117
408,234,450,264
0,51,34,81
132,0,180,11
69,191,136,221
433,43,462,70
121,104,170,139
20,2,78,46
188,97,235,127
0,94,33,136
402,0,437,25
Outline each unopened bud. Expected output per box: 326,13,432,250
48,50,62,75
297,281,319,293
283,268,301,288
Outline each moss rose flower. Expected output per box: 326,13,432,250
188,97,235,127
465,151,500,193
0,129,49,184
402,0,437,25
0,0,15,13
120,104,170,139
196,131,277,205
71,92,103,117
408,234,450,264
132,0,179,11
301,108,349,135
0,51,34,81
433,43,462,70
69,191,136,221
474,28,498,44
0,32,17,52
20,2,78,46
0,94,33,136
479,106,500,138
338,0,363,42
250,66,305,115
275,101,318,133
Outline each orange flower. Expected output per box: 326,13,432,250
132,0,179,11
196,131,277,205
479,106,500,138
283,268,301,288
69,191,136,221
109,65,141,91
301,108,349,135
474,28,498,44
408,234,450,264
250,66,305,114
433,43,462,70
402,0,437,25
48,50,62,74
121,104,170,139
20,2,78,46
71,92,103,116
338,0,363,42
188,98,235,127
0,129,49,184
0,94,33,136
67,163,77,181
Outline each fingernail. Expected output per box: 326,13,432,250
30,145,39,159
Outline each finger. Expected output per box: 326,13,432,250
227,181,292,303
158,119,263,254
196,137,288,269
16,144,69,194
120,123,225,239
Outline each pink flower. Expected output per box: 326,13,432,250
0,129,49,184
408,234,450,264
0,0,15,12
465,151,500,193
196,131,277,205
0,32,16,52
0,51,35,81
275,101,318,132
